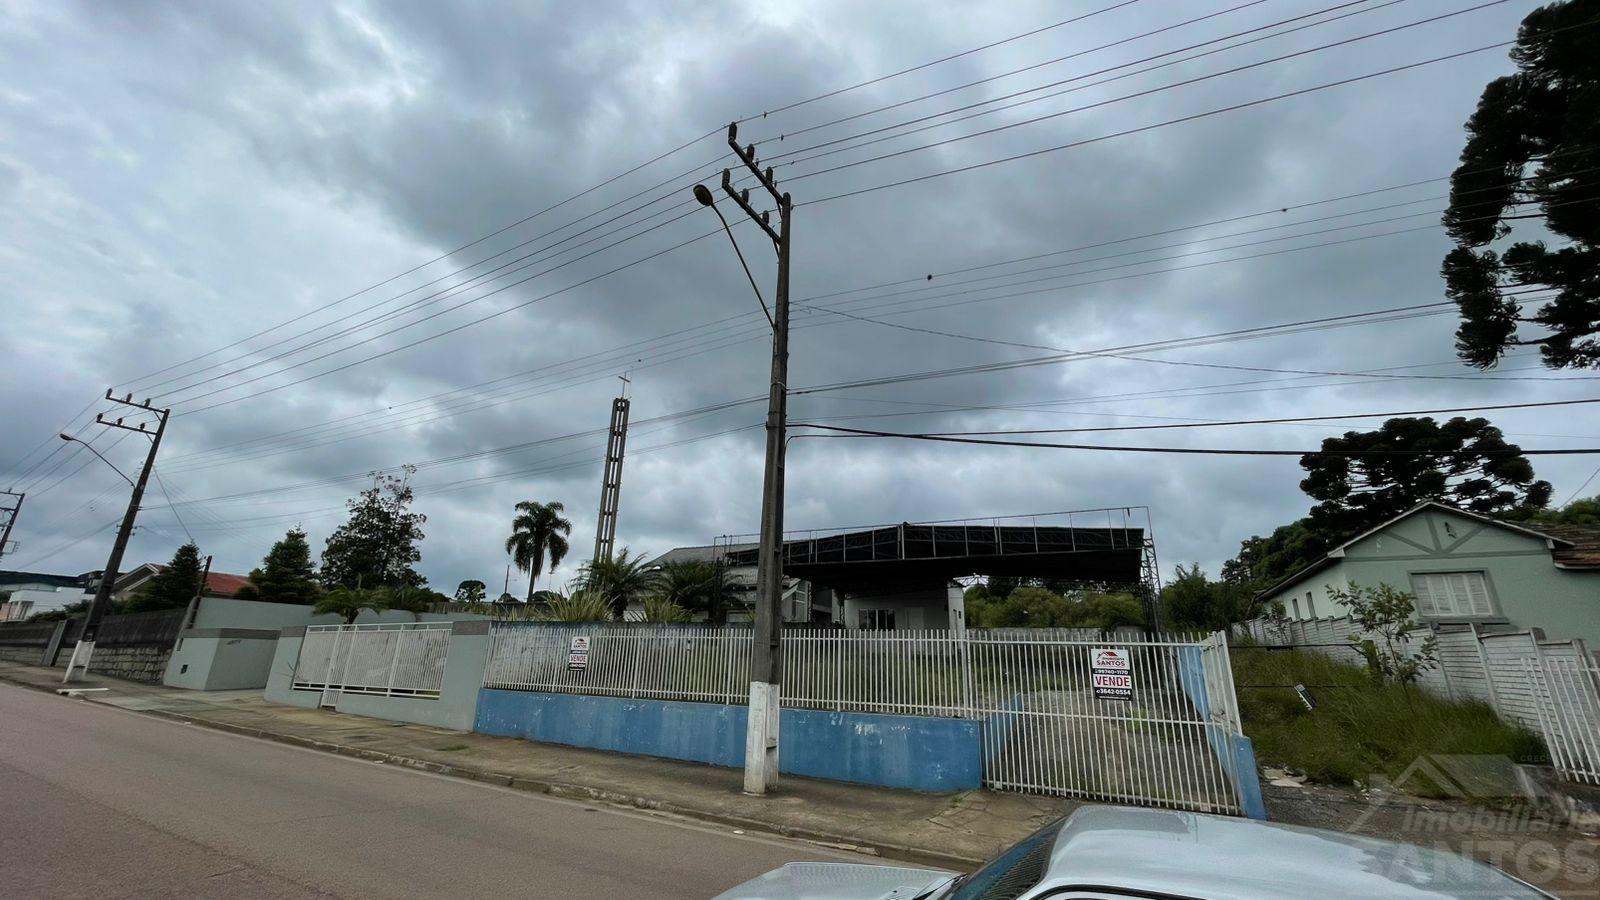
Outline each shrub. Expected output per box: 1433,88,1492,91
1234,646,1546,791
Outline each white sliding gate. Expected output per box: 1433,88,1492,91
293,622,452,705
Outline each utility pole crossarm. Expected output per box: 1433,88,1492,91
63,391,172,683
698,120,795,796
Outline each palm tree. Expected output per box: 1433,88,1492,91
505,501,572,602
654,558,730,624
535,589,615,622
642,595,691,623
314,586,385,624
576,547,660,619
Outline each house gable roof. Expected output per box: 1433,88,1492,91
1256,501,1595,599
113,564,253,597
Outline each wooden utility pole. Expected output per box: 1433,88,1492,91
63,391,170,683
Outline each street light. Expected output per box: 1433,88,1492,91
59,433,134,486
693,183,773,328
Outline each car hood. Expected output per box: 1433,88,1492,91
711,862,954,900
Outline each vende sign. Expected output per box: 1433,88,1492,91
1091,647,1132,700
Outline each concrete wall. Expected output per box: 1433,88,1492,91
1266,507,1600,646
164,629,283,691
263,627,318,708
474,689,983,792
262,622,490,730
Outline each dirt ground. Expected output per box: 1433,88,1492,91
1264,777,1600,898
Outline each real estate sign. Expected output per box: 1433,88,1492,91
1091,647,1132,700
568,635,590,671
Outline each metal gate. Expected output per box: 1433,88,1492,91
1527,656,1600,785
292,622,452,705
966,631,1245,814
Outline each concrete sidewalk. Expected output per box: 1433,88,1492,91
0,661,1067,868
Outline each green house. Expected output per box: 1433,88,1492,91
1257,502,1600,648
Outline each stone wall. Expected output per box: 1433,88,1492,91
87,645,173,683
0,645,47,665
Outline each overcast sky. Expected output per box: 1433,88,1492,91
3,0,1594,595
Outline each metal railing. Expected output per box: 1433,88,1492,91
482,623,1244,813
0,620,58,647
293,622,452,699
1527,657,1600,786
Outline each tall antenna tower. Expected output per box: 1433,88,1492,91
592,379,631,563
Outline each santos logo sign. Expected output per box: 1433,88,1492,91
1091,647,1133,700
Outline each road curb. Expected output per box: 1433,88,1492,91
0,670,979,871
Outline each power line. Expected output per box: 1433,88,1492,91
147,11,1499,410
908,397,1600,436
790,423,1600,457
797,39,1529,207
733,0,1147,124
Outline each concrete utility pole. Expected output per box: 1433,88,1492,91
0,491,23,561
592,387,631,565
62,390,171,683
693,121,793,795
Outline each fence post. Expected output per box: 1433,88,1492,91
41,620,68,667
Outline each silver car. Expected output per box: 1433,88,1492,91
713,805,1554,899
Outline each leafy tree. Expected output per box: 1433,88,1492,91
1330,582,1439,685
1160,564,1259,631
454,580,487,604
321,468,428,590
534,590,614,622
653,559,730,623
1222,519,1333,591
1442,0,1600,369
1300,417,1551,536
235,529,320,605
124,542,204,613
313,586,385,624
26,599,89,622
504,500,572,602
1505,493,1600,525
966,585,1144,631
576,547,659,619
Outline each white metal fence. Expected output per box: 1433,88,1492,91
1527,656,1600,786
293,622,453,701
483,623,1246,814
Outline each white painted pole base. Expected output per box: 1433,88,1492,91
743,680,780,795
62,639,95,684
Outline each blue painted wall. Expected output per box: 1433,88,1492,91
1176,646,1266,820
474,689,982,792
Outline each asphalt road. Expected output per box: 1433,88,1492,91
0,683,858,899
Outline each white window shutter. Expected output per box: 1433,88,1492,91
1410,574,1439,616
1463,573,1493,616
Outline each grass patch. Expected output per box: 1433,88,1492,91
434,743,469,752
1233,646,1546,792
